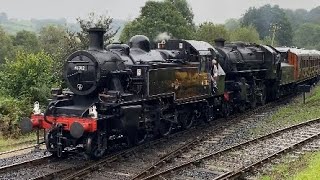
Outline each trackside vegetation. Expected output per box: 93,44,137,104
258,84,320,180
0,13,117,138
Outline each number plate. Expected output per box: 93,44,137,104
74,65,87,71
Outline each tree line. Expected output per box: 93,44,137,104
120,1,320,49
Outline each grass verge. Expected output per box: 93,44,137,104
251,84,320,136
257,84,320,180
0,133,36,152
260,152,320,180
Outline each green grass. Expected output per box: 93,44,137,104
0,133,36,152
250,85,320,136
270,85,320,124
293,152,320,180
260,152,320,180
257,84,320,180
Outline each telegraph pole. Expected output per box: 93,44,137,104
270,23,281,46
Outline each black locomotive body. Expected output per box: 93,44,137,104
20,28,320,158
21,28,228,158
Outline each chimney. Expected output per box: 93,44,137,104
88,28,106,50
214,38,226,47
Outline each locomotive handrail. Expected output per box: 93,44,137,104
68,60,90,63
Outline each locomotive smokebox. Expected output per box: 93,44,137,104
88,28,106,51
214,38,226,47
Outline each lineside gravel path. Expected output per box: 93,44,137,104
142,118,320,180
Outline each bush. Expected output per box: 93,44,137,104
0,96,30,137
0,51,61,104
0,51,61,137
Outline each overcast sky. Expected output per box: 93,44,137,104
0,0,319,24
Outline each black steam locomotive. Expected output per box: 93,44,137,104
20,28,320,158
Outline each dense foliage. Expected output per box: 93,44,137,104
195,23,262,45
241,5,320,49
0,13,116,137
0,27,14,63
195,22,229,45
0,51,60,103
293,23,320,50
241,5,293,46
120,0,194,42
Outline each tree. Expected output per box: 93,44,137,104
225,18,240,31
293,23,320,49
284,9,308,28
39,25,69,55
70,12,118,50
0,51,60,104
261,36,278,46
14,30,40,53
39,25,73,79
306,6,320,24
194,22,229,45
0,26,14,64
229,26,261,43
165,0,194,26
119,1,194,42
242,5,293,46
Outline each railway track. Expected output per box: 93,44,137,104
0,125,208,179
0,155,51,174
130,108,275,180
0,95,295,179
140,117,320,180
56,97,288,180
32,124,213,180
0,144,45,158
0,137,45,158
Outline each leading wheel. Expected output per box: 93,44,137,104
45,129,62,157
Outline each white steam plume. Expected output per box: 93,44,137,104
154,32,172,42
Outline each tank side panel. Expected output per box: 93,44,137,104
148,67,211,99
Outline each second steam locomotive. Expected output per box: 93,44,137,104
20,28,320,158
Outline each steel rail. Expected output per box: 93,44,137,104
34,125,204,180
142,117,320,180
130,95,294,180
0,155,52,174
34,94,297,180
0,144,46,157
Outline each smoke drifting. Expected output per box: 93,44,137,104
154,32,172,42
